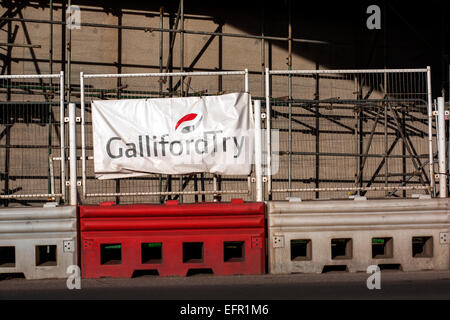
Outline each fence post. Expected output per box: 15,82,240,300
265,68,272,196
69,103,77,205
80,72,86,198
437,97,447,198
60,71,66,202
254,100,263,201
244,68,249,93
426,66,435,194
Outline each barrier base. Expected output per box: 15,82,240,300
0,235,78,280
81,229,265,278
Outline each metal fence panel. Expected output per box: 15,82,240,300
80,70,256,204
265,68,434,200
0,73,65,205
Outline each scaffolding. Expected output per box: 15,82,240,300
0,1,440,205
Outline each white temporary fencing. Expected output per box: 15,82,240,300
0,72,66,203
267,198,450,273
79,70,263,204
265,67,435,200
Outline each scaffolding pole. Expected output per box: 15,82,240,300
2,17,328,45
437,97,447,197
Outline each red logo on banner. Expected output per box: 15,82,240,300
175,113,203,133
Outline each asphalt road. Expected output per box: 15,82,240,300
1,270,450,300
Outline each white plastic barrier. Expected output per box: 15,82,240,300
0,205,77,279
268,198,450,274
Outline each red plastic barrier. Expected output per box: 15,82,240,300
79,200,265,278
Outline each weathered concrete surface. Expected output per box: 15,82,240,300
0,206,78,279
268,199,450,274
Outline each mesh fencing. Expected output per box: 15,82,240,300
80,71,255,204
0,73,65,205
0,68,436,205
266,68,434,200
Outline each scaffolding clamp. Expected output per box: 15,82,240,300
65,181,82,187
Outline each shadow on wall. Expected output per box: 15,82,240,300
71,0,449,99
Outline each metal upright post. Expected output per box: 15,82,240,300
60,71,66,202
60,1,67,201
287,0,292,195
426,66,435,194
179,0,184,202
437,97,447,197
69,103,77,205
402,107,406,197
159,6,164,95
314,64,320,198
261,3,265,97
384,72,389,195
116,10,122,204
354,77,359,191
254,100,263,201
244,68,249,93
265,68,272,196
67,0,71,103
180,0,184,96
358,80,363,193
159,7,164,203
213,175,218,202
4,22,11,205
61,0,66,78
117,11,122,96
49,0,53,75
384,102,388,193
48,0,54,195
218,24,223,92
80,72,86,199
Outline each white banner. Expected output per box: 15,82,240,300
92,92,254,179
